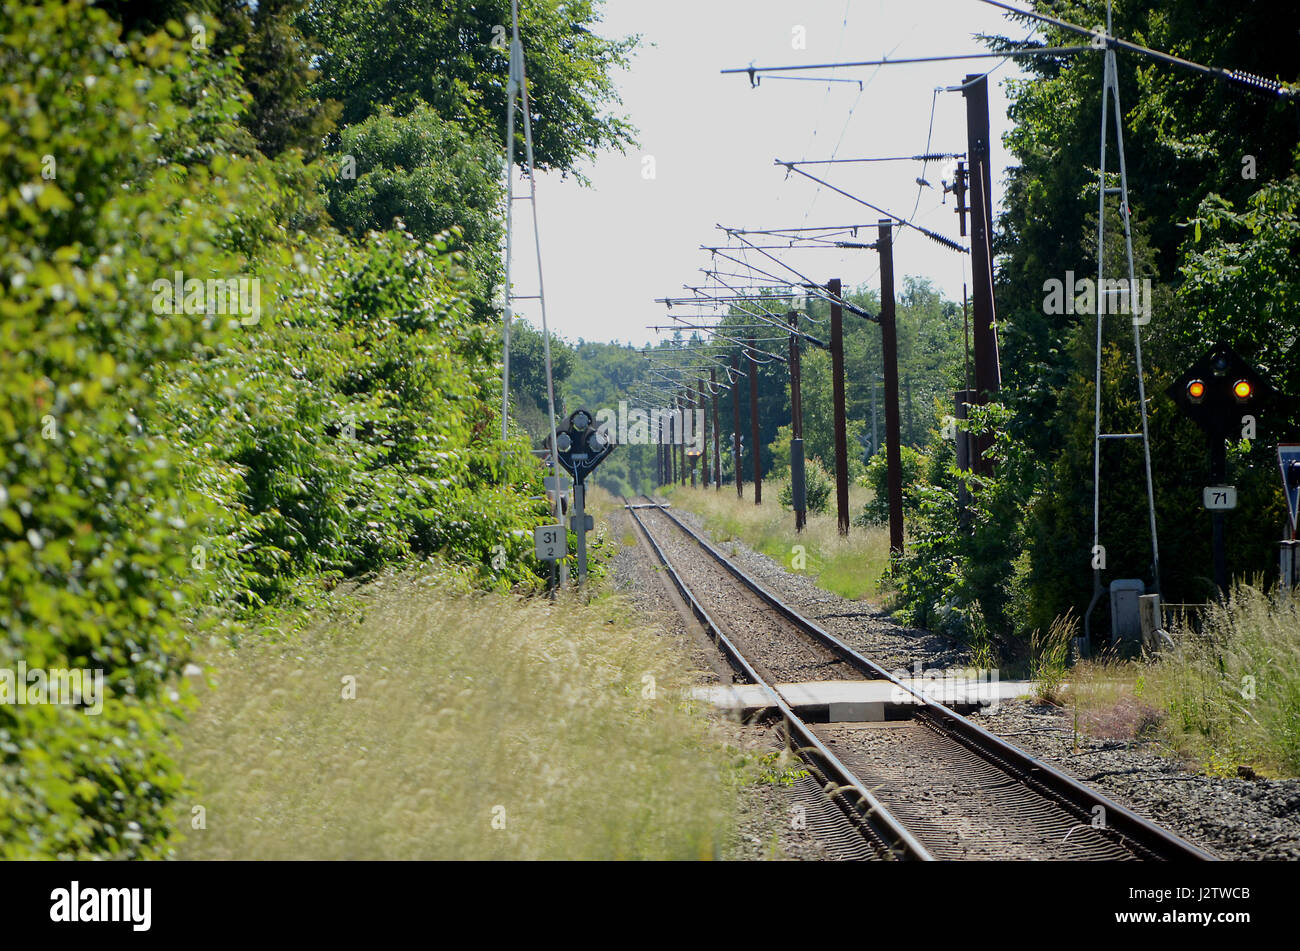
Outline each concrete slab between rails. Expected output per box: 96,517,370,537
692,678,1039,722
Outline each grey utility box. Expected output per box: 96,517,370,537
1109,579,1146,644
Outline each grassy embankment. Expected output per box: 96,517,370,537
176,553,746,859
1034,584,1300,778
660,480,891,602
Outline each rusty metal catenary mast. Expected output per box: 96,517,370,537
828,279,850,535
788,310,807,532
963,72,1002,476
748,338,763,504
878,222,905,555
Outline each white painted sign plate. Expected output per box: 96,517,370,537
534,524,565,560
1203,485,1237,510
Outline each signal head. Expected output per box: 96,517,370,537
1233,380,1253,402
1187,380,1206,403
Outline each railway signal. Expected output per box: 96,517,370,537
686,444,702,487
553,408,615,482
1166,343,1277,595
1166,343,1274,441
542,407,615,588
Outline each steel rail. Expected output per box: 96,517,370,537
644,499,1217,862
623,499,934,861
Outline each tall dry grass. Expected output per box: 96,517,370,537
1143,582,1300,777
1056,584,1300,776
176,568,736,858
1030,611,1076,704
662,480,890,601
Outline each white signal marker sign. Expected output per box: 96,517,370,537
1203,486,1237,510
534,524,566,561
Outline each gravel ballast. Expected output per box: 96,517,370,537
618,499,1300,861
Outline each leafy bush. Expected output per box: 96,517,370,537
890,404,1041,651
0,1,555,858
326,104,503,315
855,444,927,526
778,457,831,514
162,225,553,608
0,2,254,858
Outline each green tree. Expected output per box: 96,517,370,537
239,0,341,158
504,319,576,441
976,1,1300,638
327,104,504,312
302,0,638,176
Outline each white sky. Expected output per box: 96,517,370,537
509,0,1043,347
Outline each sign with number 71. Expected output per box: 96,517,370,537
1203,485,1237,510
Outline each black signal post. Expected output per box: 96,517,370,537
551,407,615,587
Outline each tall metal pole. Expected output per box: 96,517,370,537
749,339,762,504
871,373,879,459
733,356,744,498
711,369,721,491
669,399,677,485
518,13,562,537
789,310,807,532
963,73,1001,476
879,222,905,555
500,23,518,442
681,387,691,485
699,376,709,486
681,392,691,485
829,278,850,535
662,430,667,486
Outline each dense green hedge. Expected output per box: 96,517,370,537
1,2,551,858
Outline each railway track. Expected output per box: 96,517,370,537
624,496,1217,862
